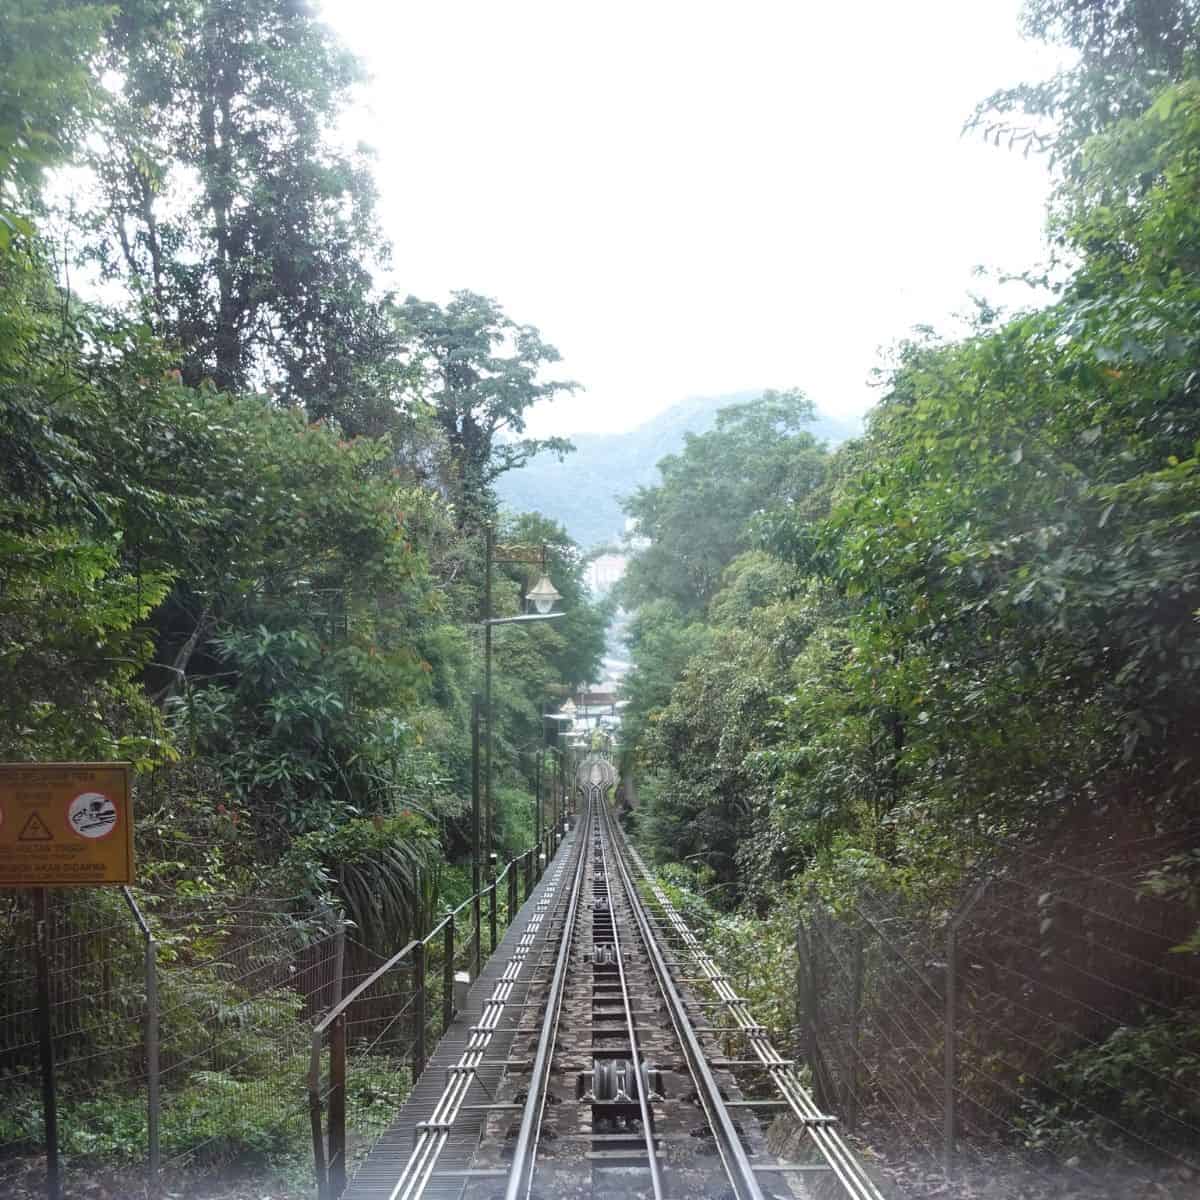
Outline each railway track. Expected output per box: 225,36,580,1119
378,756,883,1200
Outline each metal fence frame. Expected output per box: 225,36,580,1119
308,834,559,1200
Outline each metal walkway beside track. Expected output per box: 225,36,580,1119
342,820,580,1200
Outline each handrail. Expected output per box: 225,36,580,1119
316,846,537,1029
308,835,559,1200
313,939,420,1036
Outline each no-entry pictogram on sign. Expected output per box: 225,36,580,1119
0,763,133,886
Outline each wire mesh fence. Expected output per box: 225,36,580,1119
0,886,347,1196
308,843,548,1199
797,824,1200,1197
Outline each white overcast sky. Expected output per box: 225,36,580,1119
322,1,1064,436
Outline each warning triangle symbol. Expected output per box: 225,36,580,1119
18,812,53,842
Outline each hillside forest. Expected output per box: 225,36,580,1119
2,0,1200,1194
616,0,1200,1180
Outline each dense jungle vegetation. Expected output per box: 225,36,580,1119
4,0,1200,1187
623,0,1200,905
0,0,608,928
617,0,1200,1158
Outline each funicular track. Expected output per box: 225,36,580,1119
372,756,884,1200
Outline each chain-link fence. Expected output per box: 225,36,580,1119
0,887,351,1196
309,842,549,1199
797,825,1200,1197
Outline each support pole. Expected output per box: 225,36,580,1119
488,861,498,955
122,887,159,1194
553,753,561,850
483,524,494,867
309,1031,328,1200
470,692,481,898
944,876,990,1171
471,692,482,980
33,889,59,1200
534,747,542,855
443,913,454,1035
943,922,957,1170
848,928,864,1133
328,1013,347,1199
413,941,427,1082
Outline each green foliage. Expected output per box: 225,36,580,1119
1016,1008,1200,1153
397,291,576,526
968,0,1200,180
285,811,441,951
83,0,396,421
621,389,826,615
0,0,109,239
0,0,597,1182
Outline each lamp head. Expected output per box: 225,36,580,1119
525,574,562,615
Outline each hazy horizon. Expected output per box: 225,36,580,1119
323,0,1065,438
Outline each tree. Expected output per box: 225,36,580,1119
398,291,575,526
82,0,397,423
621,389,826,614
968,0,1200,179
0,0,108,241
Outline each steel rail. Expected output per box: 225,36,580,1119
619,832,887,1200
599,794,767,1200
593,791,667,1198
380,825,583,1200
502,789,593,1200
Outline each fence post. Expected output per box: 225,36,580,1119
328,1013,347,1198
488,877,498,956
796,914,829,1111
122,887,159,1195
524,849,533,901
414,941,427,1082
144,935,160,1192
847,928,864,1133
944,876,990,1172
472,886,482,981
309,1031,329,1200
33,888,60,1200
508,859,519,925
333,919,346,1008
443,913,454,1036
943,920,957,1171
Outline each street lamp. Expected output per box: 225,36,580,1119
472,527,565,897
526,574,562,615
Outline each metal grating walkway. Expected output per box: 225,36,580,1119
342,822,580,1200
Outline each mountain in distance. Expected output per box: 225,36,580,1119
496,392,861,551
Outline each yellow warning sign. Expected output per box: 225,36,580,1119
0,763,133,886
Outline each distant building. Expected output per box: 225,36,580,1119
586,552,627,594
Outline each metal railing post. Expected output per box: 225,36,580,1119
524,849,533,901
443,914,454,1035
943,921,957,1170
328,1013,347,1198
472,888,482,981
414,941,427,1082
122,887,159,1195
144,934,160,1190
848,928,864,1133
796,915,828,1110
944,877,989,1171
309,1031,329,1200
508,860,518,925
488,879,498,956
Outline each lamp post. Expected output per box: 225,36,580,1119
475,529,564,894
